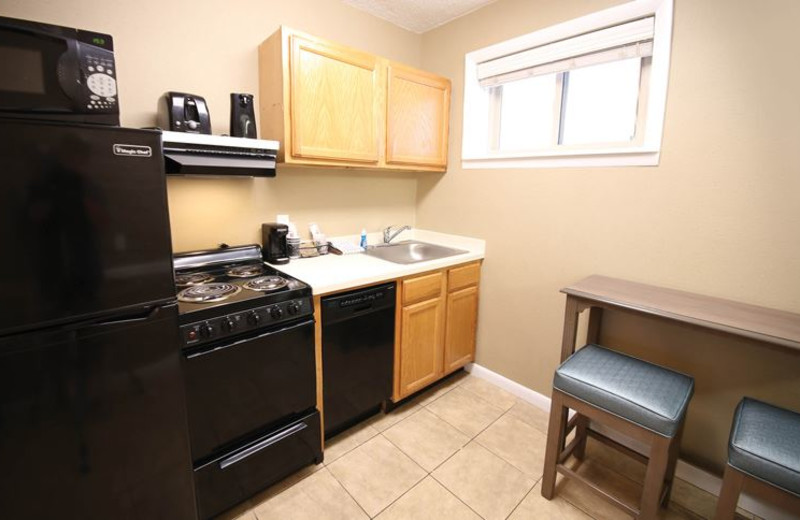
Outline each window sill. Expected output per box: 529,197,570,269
462,148,660,169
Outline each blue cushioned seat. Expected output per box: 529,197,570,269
728,398,800,497
553,344,694,437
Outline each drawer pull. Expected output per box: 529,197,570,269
219,422,308,470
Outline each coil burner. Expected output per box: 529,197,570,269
227,265,266,278
243,276,289,292
175,272,214,287
178,283,241,303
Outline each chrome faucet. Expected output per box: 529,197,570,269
383,225,411,244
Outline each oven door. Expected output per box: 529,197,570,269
182,317,316,461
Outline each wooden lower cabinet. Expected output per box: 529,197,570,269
443,285,479,373
397,297,445,397
393,261,481,401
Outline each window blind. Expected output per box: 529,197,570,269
477,17,655,88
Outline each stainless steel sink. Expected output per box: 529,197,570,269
364,240,468,264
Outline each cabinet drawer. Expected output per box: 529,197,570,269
402,272,443,305
448,263,480,292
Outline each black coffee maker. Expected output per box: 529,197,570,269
262,223,289,264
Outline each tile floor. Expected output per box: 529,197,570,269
218,371,759,520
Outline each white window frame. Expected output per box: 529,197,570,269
461,0,673,169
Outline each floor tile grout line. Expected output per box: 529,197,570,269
246,465,326,518
323,424,382,467
318,381,470,519
376,431,430,476
424,421,537,520
328,431,430,519
413,371,470,409
323,461,375,519
503,476,542,520
472,434,541,481
438,383,509,416
428,471,489,520
472,406,550,479
380,407,472,469
249,371,719,520
375,402,425,435
416,383,461,409
457,376,519,410
423,384,542,520
366,466,428,519
381,426,438,475
422,391,508,441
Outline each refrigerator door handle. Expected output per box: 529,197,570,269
218,421,308,470
85,306,162,329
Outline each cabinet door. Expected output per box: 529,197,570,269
398,297,445,399
289,35,381,164
386,63,451,168
444,286,479,373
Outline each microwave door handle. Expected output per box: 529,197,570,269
57,39,83,101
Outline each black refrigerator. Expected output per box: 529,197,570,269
0,119,197,519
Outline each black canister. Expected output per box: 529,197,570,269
261,223,289,264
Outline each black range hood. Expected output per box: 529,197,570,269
161,131,278,177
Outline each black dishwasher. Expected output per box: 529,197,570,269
322,282,396,438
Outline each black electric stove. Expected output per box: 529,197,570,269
173,244,322,520
173,244,313,348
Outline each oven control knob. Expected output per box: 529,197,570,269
199,323,215,339
222,317,236,332
247,311,261,326
287,302,301,315
270,306,283,319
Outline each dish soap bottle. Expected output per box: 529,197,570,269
360,229,367,249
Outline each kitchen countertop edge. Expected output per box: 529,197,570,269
267,229,486,296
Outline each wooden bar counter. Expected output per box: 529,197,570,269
560,275,800,362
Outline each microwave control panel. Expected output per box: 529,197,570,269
80,50,117,112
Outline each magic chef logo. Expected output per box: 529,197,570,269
113,144,152,157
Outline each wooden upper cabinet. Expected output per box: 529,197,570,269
289,35,380,164
258,27,450,172
386,63,450,168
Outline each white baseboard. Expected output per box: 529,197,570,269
464,363,794,520
465,362,552,412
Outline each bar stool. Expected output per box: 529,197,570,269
541,344,694,520
714,398,800,519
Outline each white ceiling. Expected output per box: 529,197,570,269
341,0,498,34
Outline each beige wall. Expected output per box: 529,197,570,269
6,0,800,473
1,0,422,251
418,0,800,472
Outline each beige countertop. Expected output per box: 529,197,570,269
269,229,486,295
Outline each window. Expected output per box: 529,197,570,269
462,0,673,168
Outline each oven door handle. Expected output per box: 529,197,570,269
184,318,315,360
218,421,308,470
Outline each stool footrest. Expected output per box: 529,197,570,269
556,463,640,518
586,428,649,466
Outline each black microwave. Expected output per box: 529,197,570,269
0,16,119,125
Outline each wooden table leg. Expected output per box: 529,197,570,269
587,306,603,345
560,297,581,362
